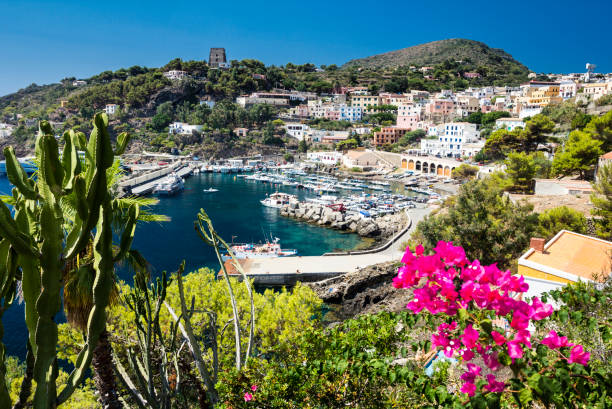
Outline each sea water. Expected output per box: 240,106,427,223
0,173,364,357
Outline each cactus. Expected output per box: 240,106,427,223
195,209,256,367
0,113,136,408
117,212,257,408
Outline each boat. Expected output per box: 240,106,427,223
203,188,219,193
260,192,298,208
221,238,298,261
153,174,184,196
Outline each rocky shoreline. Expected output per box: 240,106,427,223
279,202,408,240
309,262,411,320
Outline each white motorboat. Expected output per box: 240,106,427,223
153,174,184,196
260,192,298,208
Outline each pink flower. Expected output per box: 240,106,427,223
460,363,482,383
568,345,590,366
530,297,553,320
460,381,476,396
510,311,530,330
251,385,258,392
244,392,253,402
415,244,424,256
491,331,506,346
541,330,570,349
483,350,501,371
484,374,505,393
514,329,532,348
461,324,479,349
460,348,475,361
507,341,523,359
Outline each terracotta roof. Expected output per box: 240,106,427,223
602,151,612,159
523,231,612,280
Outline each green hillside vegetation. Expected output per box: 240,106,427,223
0,41,530,157
343,39,529,86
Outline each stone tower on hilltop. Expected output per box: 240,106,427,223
209,48,227,68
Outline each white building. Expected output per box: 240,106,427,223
306,151,343,165
168,122,204,135
495,117,525,132
352,127,372,135
105,104,119,116
420,122,480,158
285,123,310,140
519,106,542,119
163,70,188,80
72,80,87,86
582,82,611,100
559,81,577,99
0,123,15,138
338,105,362,121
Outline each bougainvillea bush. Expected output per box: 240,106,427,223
393,241,612,408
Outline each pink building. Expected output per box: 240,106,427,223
480,104,493,113
425,99,455,116
397,115,420,130
324,109,340,121
463,72,482,79
297,105,310,117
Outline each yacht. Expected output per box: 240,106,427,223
221,238,297,261
153,174,184,196
260,192,298,208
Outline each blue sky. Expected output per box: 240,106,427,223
1,0,611,96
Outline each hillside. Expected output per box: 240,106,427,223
0,42,532,159
343,38,529,73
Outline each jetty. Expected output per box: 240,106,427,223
119,162,196,196
229,207,431,286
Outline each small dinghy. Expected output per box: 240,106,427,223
203,188,219,193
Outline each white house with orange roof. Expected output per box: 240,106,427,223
517,231,612,297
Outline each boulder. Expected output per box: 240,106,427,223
357,222,380,237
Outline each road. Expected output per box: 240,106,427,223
241,206,432,275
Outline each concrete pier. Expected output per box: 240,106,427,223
235,207,431,286
120,163,194,196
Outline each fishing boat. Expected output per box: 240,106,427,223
260,192,298,208
221,238,298,261
203,187,219,193
153,174,184,196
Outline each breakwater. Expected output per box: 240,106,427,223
279,201,407,239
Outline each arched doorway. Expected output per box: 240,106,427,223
437,164,443,175
444,166,451,177
408,160,415,170
415,161,422,171
422,162,428,173
401,158,407,169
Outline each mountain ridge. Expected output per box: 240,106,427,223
342,38,530,73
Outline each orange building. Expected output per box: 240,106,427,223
518,231,612,285
372,127,408,146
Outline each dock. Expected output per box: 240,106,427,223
119,163,195,196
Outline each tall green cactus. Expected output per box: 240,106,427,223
0,113,135,408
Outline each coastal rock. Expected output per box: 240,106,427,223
357,222,380,237
308,262,411,319
348,222,358,232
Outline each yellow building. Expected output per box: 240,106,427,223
349,95,381,114
518,231,612,285
526,85,562,107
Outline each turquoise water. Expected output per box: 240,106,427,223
0,173,364,357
